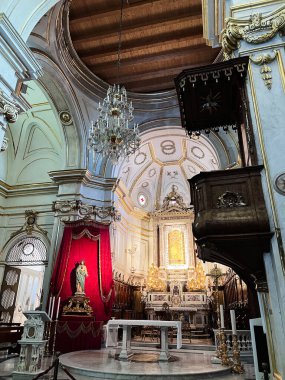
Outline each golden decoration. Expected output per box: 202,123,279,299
250,51,277,90
232,334,245,374
221,8,285,59
146,263,166,292
168,230,185,265
187,261,207,291
11,210,47,237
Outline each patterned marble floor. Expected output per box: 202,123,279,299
0,349,255,380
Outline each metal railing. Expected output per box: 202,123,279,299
32,353,77,380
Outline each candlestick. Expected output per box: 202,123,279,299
47,297,52,317
220,304,225,328
50,296,55,320
230,310,237,335
55,297,61,320
232,334,244,373
219,328,232,367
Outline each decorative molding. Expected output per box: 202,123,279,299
222,6,285,59
53,200,121,222
11,210,48,237
0,91,19,123
59,110,72,125
250,51,277,89
274,172,285,195
0,136,8,152
216,191,247,208
152,185,192,216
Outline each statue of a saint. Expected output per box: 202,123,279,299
76,260,88,294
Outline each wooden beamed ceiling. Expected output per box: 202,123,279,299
69,0,220,93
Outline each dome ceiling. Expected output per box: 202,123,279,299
69,0,220,93
117,126,220,212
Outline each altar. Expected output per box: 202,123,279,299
106,319,182,361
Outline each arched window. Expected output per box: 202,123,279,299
6,236,47,265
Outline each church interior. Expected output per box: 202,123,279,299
0,0,285,379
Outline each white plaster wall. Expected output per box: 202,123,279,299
0,0,60,42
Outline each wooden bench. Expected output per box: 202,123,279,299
0,323,23,353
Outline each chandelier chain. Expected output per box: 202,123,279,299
116,0,124,84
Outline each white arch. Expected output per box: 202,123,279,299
0,0,60,41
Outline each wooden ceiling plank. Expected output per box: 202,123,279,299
102,58,217,84
71,9,201,43
70,0,200,24
76,26,203,59
87,40,206,70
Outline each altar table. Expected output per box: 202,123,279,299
106,319,182,361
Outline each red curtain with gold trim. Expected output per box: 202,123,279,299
50,221,114,321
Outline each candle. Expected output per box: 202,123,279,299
55,297,61,320
220,304,225,328
50,296,55,320
230,309,237,335
47,297,52,317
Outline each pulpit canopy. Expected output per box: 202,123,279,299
175,56,249,136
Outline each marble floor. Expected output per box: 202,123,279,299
0,348,255,380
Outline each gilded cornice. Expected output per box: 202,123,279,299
222,5,285,59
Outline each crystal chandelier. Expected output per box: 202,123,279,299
88,1,140,163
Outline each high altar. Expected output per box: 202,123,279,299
145,186,209,327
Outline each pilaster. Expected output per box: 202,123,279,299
219,1,285,378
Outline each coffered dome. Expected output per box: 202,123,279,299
117,125,220,212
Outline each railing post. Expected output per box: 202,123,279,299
53,352,60,380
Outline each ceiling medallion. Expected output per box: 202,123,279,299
191,146,205,159
134,152,147,165
138,192,148,207
59,111,72,125
274,173,285,195
160,140,176,155
188,165,197,174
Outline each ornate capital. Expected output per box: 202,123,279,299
0,91,19,123
222,6,285,59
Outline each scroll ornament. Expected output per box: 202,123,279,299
0,91,19,123
222,9,285,60
53,200,121,222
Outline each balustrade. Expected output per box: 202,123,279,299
213,329,252,353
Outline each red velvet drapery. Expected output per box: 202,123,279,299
50,221,114,321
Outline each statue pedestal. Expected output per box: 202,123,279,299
13,311,51,380
62,293,93,315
